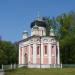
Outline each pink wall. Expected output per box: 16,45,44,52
20,43,57,65
20,47,22,64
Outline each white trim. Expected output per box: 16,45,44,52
48,43,51,64
57,42,60,64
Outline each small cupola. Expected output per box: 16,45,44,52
50,27,55,36
33,22,39,29
31,22,39,36
22,31,28,39
31,17,46,36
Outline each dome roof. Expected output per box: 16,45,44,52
31,18,46,28
22,30,28,34
50,27,56,36
50,27,54,32
33,23,39,29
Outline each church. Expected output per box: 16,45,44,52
18,17,60,68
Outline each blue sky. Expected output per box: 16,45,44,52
0,0,75,42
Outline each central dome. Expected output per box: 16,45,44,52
31,17,46,28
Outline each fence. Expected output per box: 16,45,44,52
62,64,75,68
0,64,18,71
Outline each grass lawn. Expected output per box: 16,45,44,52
5,67,75,75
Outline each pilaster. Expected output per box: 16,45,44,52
41,43,43,64
33,43,36,64
48,43,51,64
57,42,60,64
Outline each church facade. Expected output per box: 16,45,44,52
18,17,60,68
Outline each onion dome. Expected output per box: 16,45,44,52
31,17,46,28
50,27,55,36
50,27,54,32
22,30,28,34
22,30,28,39
33,22,39,29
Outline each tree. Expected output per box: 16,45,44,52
0,40,18,65
43,11,75,64
56,11,75,64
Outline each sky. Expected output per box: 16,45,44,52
0,0,75,42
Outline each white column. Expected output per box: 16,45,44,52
19,46,20,64
19,46,23,64
48,43,51,64
55,45,57,64
57,42,60,64
33,43,36,64
41,43,43,64
28,45,30,64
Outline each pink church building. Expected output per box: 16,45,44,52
18,17,60,68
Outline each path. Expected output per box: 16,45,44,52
0,70,4,75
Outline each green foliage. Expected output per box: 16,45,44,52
57,12,75,64
0,40,18,65
43,17,51,36
60,35,75,64
43,11,75,64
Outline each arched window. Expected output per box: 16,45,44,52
44,45,47,54
37,46,40,55
52,45,54,48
